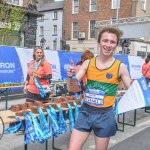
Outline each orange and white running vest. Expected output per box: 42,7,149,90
85,57,121,108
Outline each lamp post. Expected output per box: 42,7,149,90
40,38,46,49
116,0,119,25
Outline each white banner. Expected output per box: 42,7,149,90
117,78,150,114
128,56,144,79
16,48,61,81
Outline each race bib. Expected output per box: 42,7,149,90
84,89,105,106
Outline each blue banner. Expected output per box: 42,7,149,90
57,51,82,80
0,46,143,84
137,78,150,106
0,46,23,83
114,54,130,74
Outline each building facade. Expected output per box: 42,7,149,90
0,0,42,48
36,1,64,50
63,0,132,53
130,0,150,58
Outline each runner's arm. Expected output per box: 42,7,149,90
119,63,132,89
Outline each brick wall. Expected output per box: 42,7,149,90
63,0,132,41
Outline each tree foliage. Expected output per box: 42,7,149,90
0,0,26,46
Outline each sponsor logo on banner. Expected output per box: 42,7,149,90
58,51,82,80
51,64,57,73
0,62,15,73
131,64,141,70
0,46,23,83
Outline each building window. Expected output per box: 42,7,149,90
53,40,57,50
40,26,44,36
53,11,58,20
72,22,78,39
89,20,96,38
6,0,19,5
40,16,44,22
53,25,57,35
141,0,146,11
137,51,149,58
90,0,97,11
73,0,79,14
112,0,120,9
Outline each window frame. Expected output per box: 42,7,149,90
53,25,57,35
141,0,146,11
72,0,79,14
89,0,97,12
39,26,44,36
6,0,19,5
72,22,78,39
53,11,58,20
53,40,57,50
89,20,96,39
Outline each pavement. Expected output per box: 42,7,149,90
0,98,150,150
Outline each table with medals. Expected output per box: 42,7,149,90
0,96,82,150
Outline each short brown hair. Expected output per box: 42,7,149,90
97,27,123,45
81,50,94,62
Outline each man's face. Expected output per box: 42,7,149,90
99,32,118,56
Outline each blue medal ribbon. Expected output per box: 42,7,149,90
23,113,36,144
46,106,60,137
56,104,67,134
28,112,46,143
34,77,46,97
80,100,83,105
33,59,46,97
73,101,79,121
4,117,22,134
114,96,123,115
37,107,51,139
114,97,119,115
66,103,74,132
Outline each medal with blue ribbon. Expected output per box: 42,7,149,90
23,113,36,144
37,108,51,139
46,106,60,137
4,116,23,134
66,103,74,132
73,101,79,121
56,104,67,134
33,59,46,97
28,112,46,143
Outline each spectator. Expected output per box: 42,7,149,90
23,47,52,103
67,27,132,150
142,56,150,86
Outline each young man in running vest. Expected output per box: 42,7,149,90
67,27,132,150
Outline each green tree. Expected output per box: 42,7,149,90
0,1,26,46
